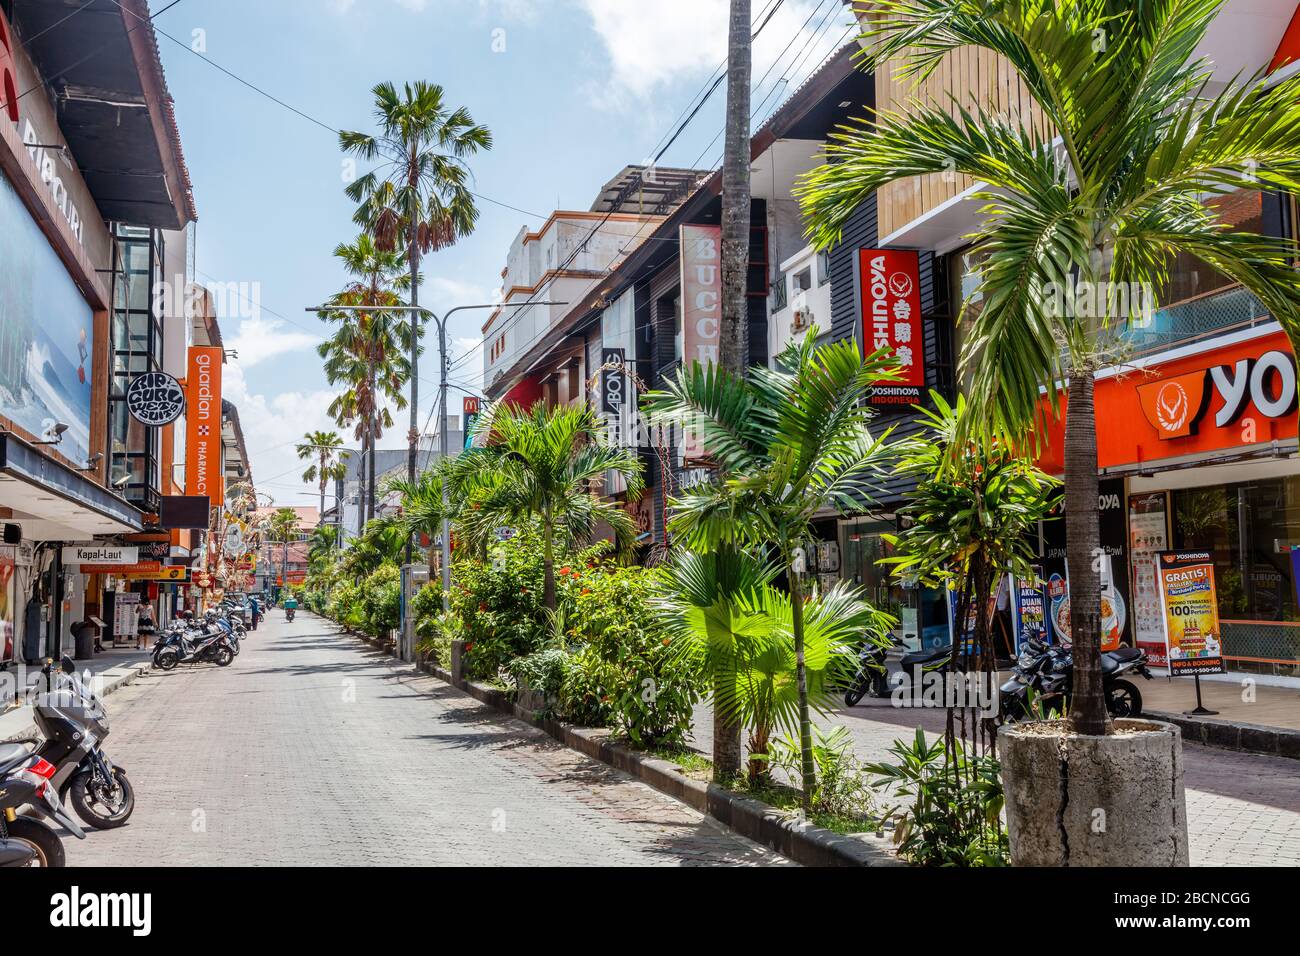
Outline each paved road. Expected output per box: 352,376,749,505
66,614,786,867
694,693,1300,866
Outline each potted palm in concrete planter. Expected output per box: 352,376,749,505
799,0,1300,863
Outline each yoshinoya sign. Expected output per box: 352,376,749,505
1137,348,1297,439
858,248,924,406
126,371,186,426
62,544,139,565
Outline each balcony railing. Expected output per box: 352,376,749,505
1117,283,1271,358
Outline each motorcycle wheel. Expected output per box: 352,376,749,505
844,677,868,708
1107,679,1143,718
4,817,65,867
155,649,179,671
214,646,234,667
70,768,135,830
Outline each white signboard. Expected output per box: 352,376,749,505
113,592,140,638
63,545,139,565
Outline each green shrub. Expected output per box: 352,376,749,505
360,564,401,638
506,647,574,716
451,530,551,679
559,565,702,748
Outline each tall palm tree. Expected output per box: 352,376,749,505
460,402,642,611
385,463,450,571
645,329,896,808
297,430,350,526
340,81,492,491
317,235,413,525
797,0,1300,735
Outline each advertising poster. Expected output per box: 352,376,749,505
1012,567,1048,651
1129,492,1171,665
1039,479,1129,651
858,248,924,406
1156,550,1225,676
0,546,15,664
113,591,141,639
185,346,224,506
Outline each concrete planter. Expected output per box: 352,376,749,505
515,676,553,716
998,718,1189,867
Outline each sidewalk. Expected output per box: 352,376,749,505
0,647,152,742
1140,673,1300,731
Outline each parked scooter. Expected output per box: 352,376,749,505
21,657,134,830
152,615,235,670
998,639,1152,721
843,639,956,706
0,743,88,867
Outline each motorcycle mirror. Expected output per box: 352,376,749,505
61,655,76,674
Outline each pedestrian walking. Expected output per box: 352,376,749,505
136,601,156,651
250,595,261,631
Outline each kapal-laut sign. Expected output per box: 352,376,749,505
185,347,223,507
1137,348,1297,439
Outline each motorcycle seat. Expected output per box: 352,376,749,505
900,645,952,669
1106,646,1144,664
0,742,33,773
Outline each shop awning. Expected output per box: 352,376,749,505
0,434,142,539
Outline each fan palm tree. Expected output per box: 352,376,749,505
796,0,1300,735
317,235,413,525
460,402,642,611
645,330,897,807
340,81,492,489
297,431,350,526
656,548,891,784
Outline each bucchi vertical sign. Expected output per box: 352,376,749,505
859,248,924,406
680,224,722,462
185,346,223,508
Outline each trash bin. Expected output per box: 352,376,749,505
73,622,97,660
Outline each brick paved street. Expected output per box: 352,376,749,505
694,694,1300,866
65,613,787,867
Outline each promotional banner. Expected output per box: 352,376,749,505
1129,491,1171,666
858,248,924,406
185,346,223,507
0,546,14,664
463,396,480,450
1156,550,1225,676
680,224,722,462
1012,568,1049,651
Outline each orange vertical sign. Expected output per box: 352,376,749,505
185,346,223,506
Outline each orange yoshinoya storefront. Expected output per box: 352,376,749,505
1037,326,1300,677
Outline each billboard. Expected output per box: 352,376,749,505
0,168,94,464
858,248,924,406
184,347,223,506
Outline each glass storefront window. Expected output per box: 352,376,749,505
840,519,950,651
1172,476,1300,674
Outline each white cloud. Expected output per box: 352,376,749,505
226,317,321,370
577,0,856,108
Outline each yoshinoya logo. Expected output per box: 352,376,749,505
1137,349,1298,440
887,271,913,298
50,886,151,937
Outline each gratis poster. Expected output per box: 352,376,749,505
1155,550,1225,676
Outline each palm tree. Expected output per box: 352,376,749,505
385,463,450,571
796,0,1300,735
297,430,349,526
317,235,413,525
645,330,896,808
460,402,642,611
340,81,492,490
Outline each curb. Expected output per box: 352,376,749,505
1147,709,1300,761
0,659,153,743
348,628,899,867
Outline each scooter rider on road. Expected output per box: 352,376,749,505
283,593,297,622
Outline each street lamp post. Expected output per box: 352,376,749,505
307,300,565,608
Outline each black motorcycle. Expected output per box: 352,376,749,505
153,621,235,670
0,742,88,867
24,657,134,830
843,639,954,706
999,640,1153,721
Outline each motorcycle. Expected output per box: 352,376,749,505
999,640,1152,721
0,743,88,867
844,639,957,707
21,657,134,830
152,618,235,670
285,606,296,622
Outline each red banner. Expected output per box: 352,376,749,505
859,248,924,406
185,347,223,507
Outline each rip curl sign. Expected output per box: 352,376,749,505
126,371,186,426
1137,349,1298,440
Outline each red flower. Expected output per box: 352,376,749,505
559,566,573,577
662,638,671,646
581,588,591,595
465,643,474,653
478,602,488,612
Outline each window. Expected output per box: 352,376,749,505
793,267,813,293
818,249,831,286
770,272,788,312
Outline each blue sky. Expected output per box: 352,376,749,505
151,0,856,506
